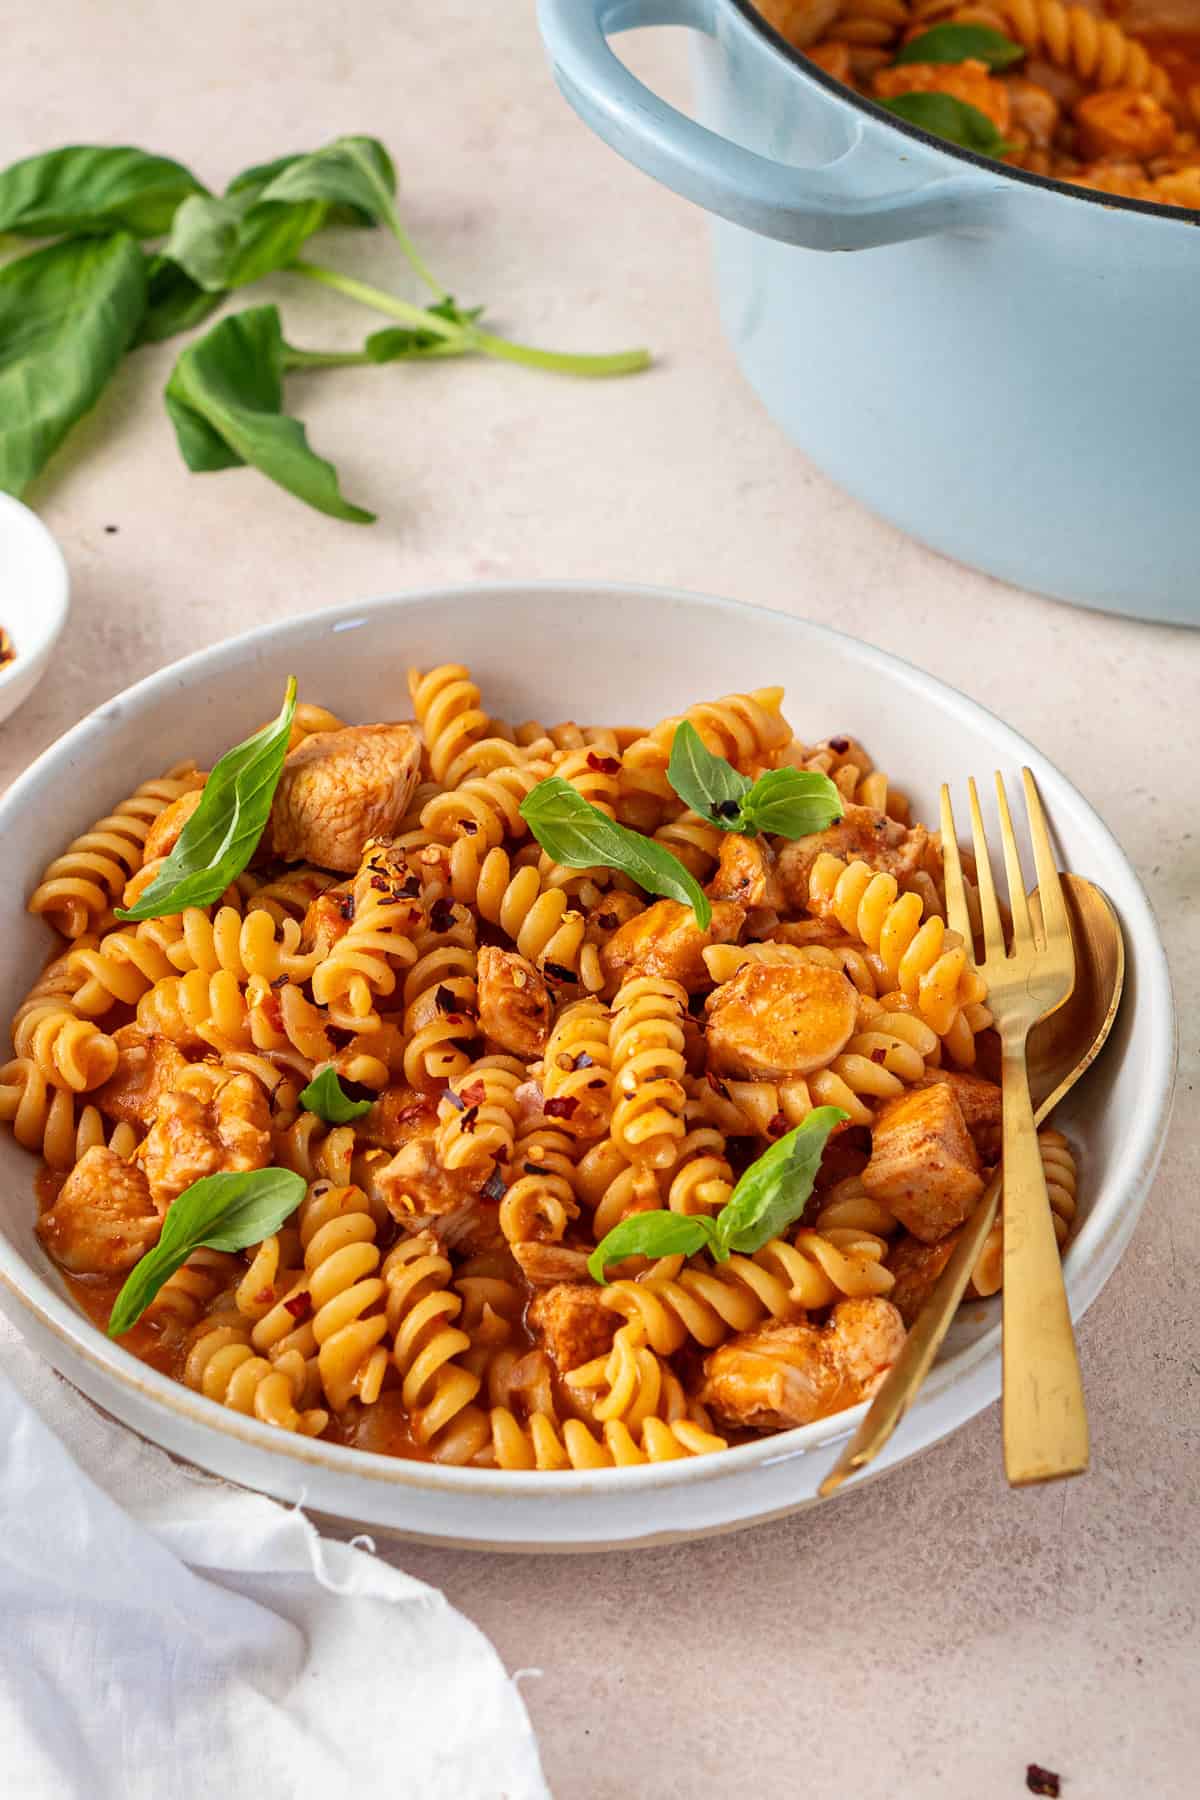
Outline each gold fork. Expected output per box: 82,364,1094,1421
944,768,1087,1485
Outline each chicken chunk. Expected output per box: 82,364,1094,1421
476,946,552,1058
528,1282,617,1373
600,898,745,993
1074,87,1175,162
862,1083,983,1244
917,1069,1002,1161
268,723,422,872
874,58,1011,133
355,1083,437,1153
700,1299,906,1431
374,1127,487,1245
37,1147,161,1275
776,804,930,910
140,1067,271,1211
142,788,203,864
707,834,783,912
1006,75,1059,149
705,960,858,1080
885,1230,960,1328
92,1026,188,1126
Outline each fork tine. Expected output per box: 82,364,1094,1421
967,778,1005,962
1022,768,1073,962
995,773,1034,951
938,785,973,948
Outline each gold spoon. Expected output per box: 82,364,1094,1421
818,874,1125,1498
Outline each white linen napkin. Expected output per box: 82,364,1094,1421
0,1323,548,1800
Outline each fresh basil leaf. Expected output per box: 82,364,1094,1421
896,24,1025,70
667,719,752,829
0,145,206,238
116,676,297,920
131,254,223,347
714,1107,848,1257
162,190,326,293
878,91,1012,158
740,767,844,839
588,1211,718,1284
0,234,146,499
299,1067,373,1124
520,777,712,929
255,136,400,232
108,1167,306,1337
162,305,374,520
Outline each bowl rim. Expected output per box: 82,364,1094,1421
0,578,1178,1499
724,0,1200,230
0,493,70,687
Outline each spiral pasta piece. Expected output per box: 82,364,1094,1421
499,1119,581,1247
543,999,614,1140
71,1105,143,1166
444,838,597,985
805,1002,940,1127
665,1127,734,1217
10,998,118,1093
564,1320,699,1432
621,687,793,801
271,1112,389,1211
310,840,423,1017
806,853,989,1065
435,1055,524,1172
64,923,180,1019
184,1321,328,1435
136,968,251,1054
384,1232,481,1444
146,1248,241,1329
999,0,1172,102
652,810,726,879
971,1128,1078,1297
609,976,688,1169
402,941,479,1088
27,763,206,939
155,904,322,986
407,663,525,790
433,1404,727,1469
813,1173,901,1239
574,1135,662,1239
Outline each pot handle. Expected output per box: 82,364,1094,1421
538,0,1007,251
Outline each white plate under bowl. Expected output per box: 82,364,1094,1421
0,583,1176,1549
0,494,69,727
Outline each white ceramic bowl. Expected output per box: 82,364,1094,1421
0,584,1176,1549
0,495,69,727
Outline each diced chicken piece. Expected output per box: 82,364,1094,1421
874,58,1011,134
355,1083,438,1153
301,884,354,958
140,1068,271,1212
511,1242,594,1287
476,946,551,1058
917,1069,1002,1160
707,834,784,912
756,0,842,51
37,1147,161,1275
806,39,851,83
705,960,858,1080
268,723,422,872
601,898,745,994
527,1282,618,1373
1074,88,1175,162
700,1298,906,1431
885,1230,959,1328
776,804,930,909
862,1084,983,1244
142,789,203,864
375,1127,486,1243
1006,75,1059,149
92,1026,188,1126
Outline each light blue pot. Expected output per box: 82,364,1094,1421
538,0,1200,626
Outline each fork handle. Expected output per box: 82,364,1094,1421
1000,1038,1090,1485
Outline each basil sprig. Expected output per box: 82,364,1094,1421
667,720,843,839
520,776,712,928
0,145,207,238
896,24,1025,70
299,1067,373,1124
587,1106,848,1281
108,1167,306,1337
878,91,1012,158
116,676,297,921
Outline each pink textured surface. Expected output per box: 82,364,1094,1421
2,3,1197,1795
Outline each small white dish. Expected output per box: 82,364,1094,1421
0,582,1177,1549
0,495,69,727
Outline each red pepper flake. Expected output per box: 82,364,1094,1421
398,874,422,898
458,1104,480,1134
396,1099,432,1125
337,893,355,921
460,819,480,835
458,1079,487,1107
544,1096,578,1120
434,984,459,1015
829,736,850,754
429,897,456,933
870,1046,888,1064
543,961,576,984
596,912,619,931
571,1051,594,1071
443,1086,467,1112
1025,1768,1060,1798
706,1071,730,1099
586,1077,608,1090
253,1286,275,1306
283,1292,312,1322
767,1111,788,1139
270,974,290,990
370,873,389,891
523,1162,551,1176
482,1166,507,1202
586,751,621,775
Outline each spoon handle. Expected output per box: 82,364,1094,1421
818,1170,1003,1497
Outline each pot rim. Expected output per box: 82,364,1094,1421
726,0,1200,229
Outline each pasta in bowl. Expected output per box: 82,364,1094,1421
0,585,1173,1546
